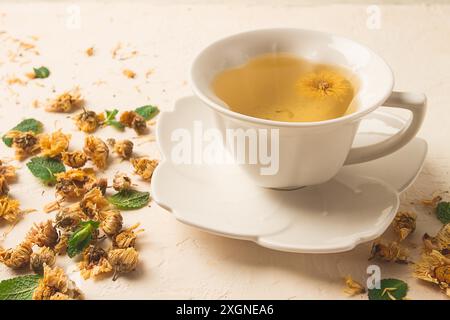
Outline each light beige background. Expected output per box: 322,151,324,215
0,0,448,299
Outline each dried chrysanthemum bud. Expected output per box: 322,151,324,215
0,162,16,183
55,204,86,230
55,168,97,199
131,157,158,181
79,187,109,218
414,250,450,297
27,220,58,248
61,150,87,168
30,246,56,274
78,245,112,280
392,211,416,242
119,111,147,134
112,173,132,191
0,240,33,269
114,223,144,249
8,131,40,160
369,240,409,264
423,223,450,254
0,176,9,196
99,209,123,236
74,109,102,133
0,195,21,223
108,247,139,280
343,275,366,296
113,140,134,159
89,177,108,195
33,264,83,300
39,130,71,158
83,135,109,169
54,233,69,256
46,88,83,113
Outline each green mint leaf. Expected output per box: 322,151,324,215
108,189,150,210
0,274,41,300
104,109,124,130
135,105,159,121
368,278,408,300
33,66,50,79
2,118,43,147
26,157,65,185
436,201,450,224
67,220,100,258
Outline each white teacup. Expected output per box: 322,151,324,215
190,29,426,189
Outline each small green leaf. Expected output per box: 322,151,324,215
0,274,41,300
368,278,408,300
108,189,150,210
436,201,450,224
67,220,100,258
2,118,43,147
33,66,50,79
26,157,65,185
104,109,124,130
135,105,159,121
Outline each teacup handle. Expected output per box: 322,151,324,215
345,91,427,165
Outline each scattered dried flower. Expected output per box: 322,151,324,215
8,130,40,160
112,139,134,159
46,88,83,113
55,204,86,230
79,187,109,218
55,168,97,199
119,111,147,134
83,136,109,169
131,157,158,181
39,130,71,158
114,223,143,249
369,240,410,264
413,250,450,297
0,195,21,223
343,275,366,296
85,47,94,56
0,240,32,269
108,247,139,280
61,150,87,168
74,109,102,133
30,246,56,274
78,246,112,280
392,211,416,242
54,233,69,256
33,264,83,300
112,173,132,191
0,162,16,182
99,209,123,236
26,220,58,248
422,195,443,208
0,176,9,196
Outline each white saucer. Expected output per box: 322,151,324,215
151,96,427,254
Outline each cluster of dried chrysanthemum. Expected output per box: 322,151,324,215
0,179,143,299
366,201,450,298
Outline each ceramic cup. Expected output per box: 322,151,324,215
190,29,426,189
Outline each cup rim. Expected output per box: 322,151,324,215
190,28,394,128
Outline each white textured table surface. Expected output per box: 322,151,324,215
0,1,449,300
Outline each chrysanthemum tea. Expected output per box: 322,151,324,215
212,53,359,122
